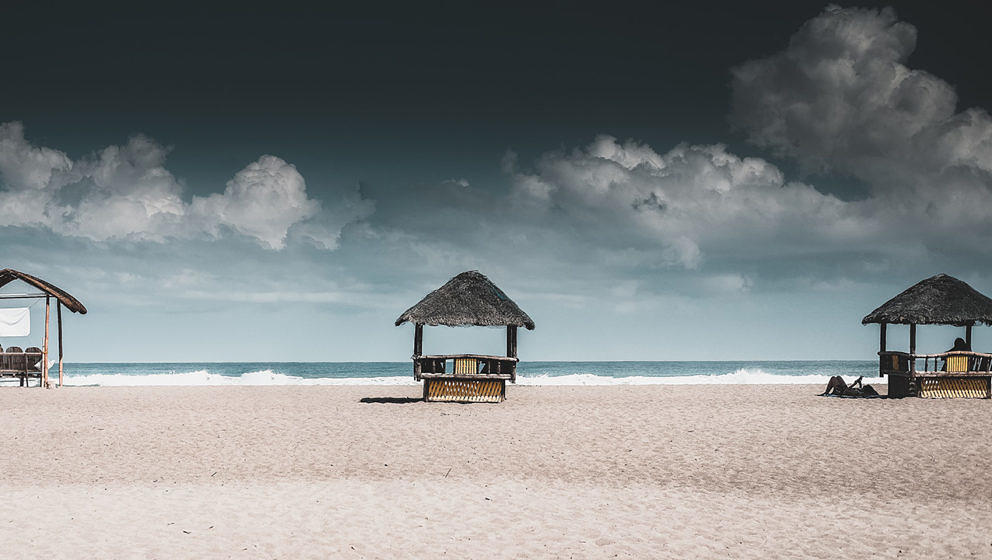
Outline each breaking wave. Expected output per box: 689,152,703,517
63,370,418,387
517,368,884,386
60,367,882,387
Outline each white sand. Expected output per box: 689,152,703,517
1,384,990,558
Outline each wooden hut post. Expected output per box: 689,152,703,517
414,323,423,357
966,324,973,349
879,322,887,353
57,301,64,388
43,295,50,388
909,323,917,373
507,326,517,358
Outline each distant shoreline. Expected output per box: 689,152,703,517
8,360,885,387
60,359,877,364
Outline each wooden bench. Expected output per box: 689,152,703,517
413,354,518,402
0,347,44,387
879,350,992,398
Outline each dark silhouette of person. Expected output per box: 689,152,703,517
948,337,970,352
942,337,972,371
822,375,878,397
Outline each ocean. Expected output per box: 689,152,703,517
51,361,883,387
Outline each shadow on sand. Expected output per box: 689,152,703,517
359,397,422,404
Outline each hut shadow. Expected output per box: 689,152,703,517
359,397,423,404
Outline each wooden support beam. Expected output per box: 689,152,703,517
414,323,423,357
909,323,917,373
0,293,47,300
966,324,973,349
57,302,64,388
43,296,50,389
507,326,518,359
879,323,887,353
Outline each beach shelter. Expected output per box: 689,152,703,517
0,269,87,388
863,273,992,398
395,271,535,402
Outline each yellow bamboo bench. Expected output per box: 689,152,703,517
945,354,968,373
414,354,517,403
919,377,990,398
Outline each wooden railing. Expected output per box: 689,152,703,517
413,354,518,382
879,350,992,376
0,350,44,386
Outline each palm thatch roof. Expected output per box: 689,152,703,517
862,274,992,326
0,268,87,314
395,270,535,330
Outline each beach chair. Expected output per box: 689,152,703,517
453,357,478,375
944,353,969,373
5,347,25,386
6,347,24,372
24,347,43,372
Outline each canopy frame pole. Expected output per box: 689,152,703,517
879,322,887,353
43,295,50,388
57,301,64,388
0,293,47,300
507,326,517,359
414,323,423,357
909,323,917,373
966,324,973,349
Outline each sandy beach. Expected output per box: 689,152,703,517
1,384,990,559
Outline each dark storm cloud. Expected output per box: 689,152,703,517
354,5,992,306
4,6,991,292
730,5,992,259
731,5,992,189
2,4,992,361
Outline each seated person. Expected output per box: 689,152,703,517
942,337,971,371
948,337,970,352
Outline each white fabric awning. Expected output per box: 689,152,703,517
0,307,30,337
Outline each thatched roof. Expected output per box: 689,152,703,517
0,268,87,314
862,274,992,326
395,271,535,330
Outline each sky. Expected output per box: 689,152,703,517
2,2,992,362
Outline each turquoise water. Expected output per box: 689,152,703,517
50,360,881,386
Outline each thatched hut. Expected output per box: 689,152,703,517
863,274,992,398
0,268,87,388
396,270,535,402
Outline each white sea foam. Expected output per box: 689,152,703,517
61,367,883,387
517,368,885,386
63,369,418,387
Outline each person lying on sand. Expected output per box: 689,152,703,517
821,376,879,397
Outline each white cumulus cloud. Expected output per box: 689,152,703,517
731,5,992,197
508,135,854,268
189,155,318,249
0,123,370,249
